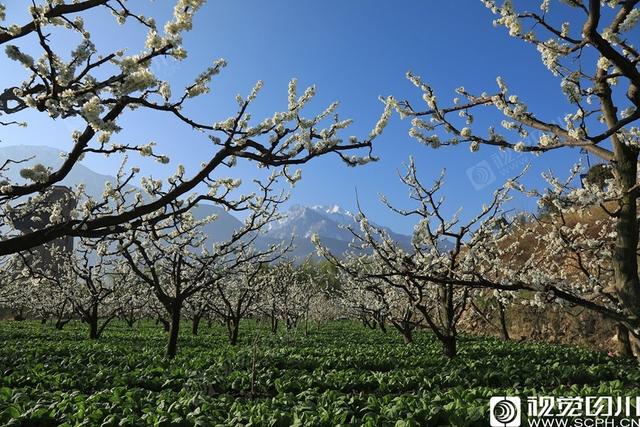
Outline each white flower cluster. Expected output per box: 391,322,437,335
165,0,207,36
140,177,164,195
159,82,172,101
286,78,316,111
19,163,50,183
492,0,521,37
186,59,227,98
288,78,299,110
560,77,581,104
538,0,548,12
286,168,302,185
6,24,21,36
119,68,157,95
247,80,264,103
102,182,117,200
5,45,34,68
406,72,436,108
139,142,156,157
619,8,640,32
80,96,117,133
538,133,556,147
48,204,63,224
537,39,569,75
596,56,611,71
601,27,620,45
207,177,242,197
370,96,395,138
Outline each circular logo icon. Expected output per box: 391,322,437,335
490,396,521,427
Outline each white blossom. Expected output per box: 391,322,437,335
619,8,640,32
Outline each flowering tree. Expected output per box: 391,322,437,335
114,273,150,329
256,260,326,334
183,288,212,336
116,175,289,358
0,0,391,257
302,262,344,330
394,0,640,353
315,159,521,356
208,264,267,345
491,167,637,353
466,289,515,341
0,258,73,327
335,254,420,342
13,239,129,338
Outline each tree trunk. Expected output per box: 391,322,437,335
434,284,458,358
166,302,182,359
270,315,278,334
402,330,413,344
228,317,240,345
192,315,201,336
377,315,387,334
616,323,634,358
393,321,413,344
498,302,510,341
362,317,374,329
55,319,67,330
159,317,170,332
88,304,99,339
612,154,640,319
600,78,640,325
441,335,457,358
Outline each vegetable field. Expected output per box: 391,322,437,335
0,321,638,426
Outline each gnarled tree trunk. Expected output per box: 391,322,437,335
166,302,182,359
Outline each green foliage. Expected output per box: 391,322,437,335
0,321,638,426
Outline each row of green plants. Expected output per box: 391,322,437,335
0,321,638,426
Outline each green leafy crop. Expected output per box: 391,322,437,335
0,321,638,426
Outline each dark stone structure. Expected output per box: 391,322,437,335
12,185,76,268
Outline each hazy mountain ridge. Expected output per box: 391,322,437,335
0,145,242,244
0,145,130,199
0,145,426,259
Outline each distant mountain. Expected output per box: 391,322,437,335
0,145,449,259
0,144,131,199
192,204,243,243
259,204,414,259
309,204,415,248
265,205,354,242
0,145,242,243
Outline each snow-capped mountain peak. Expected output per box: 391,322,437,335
311,204,350,215
309,205,356,225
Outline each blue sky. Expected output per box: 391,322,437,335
1,1,630,234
